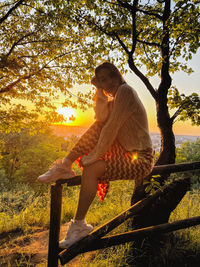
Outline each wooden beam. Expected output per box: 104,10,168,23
75,215,200,253
151,161,200,175
48,184,62,267
56,161,200,186
58,178,189,265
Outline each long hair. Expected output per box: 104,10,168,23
95,62,125,84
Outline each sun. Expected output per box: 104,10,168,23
57,107,77,124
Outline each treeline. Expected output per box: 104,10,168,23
0,126,79,192
0,126,199,192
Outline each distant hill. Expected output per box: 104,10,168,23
50,124,88,138
51,125,199,150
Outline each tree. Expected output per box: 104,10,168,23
0,0,94,131
61,0,200,260
0,126,68,183
2,1,199,144
1,1,199,261
64,0,200,168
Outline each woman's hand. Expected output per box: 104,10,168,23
91,76,102,89
81,151,98,166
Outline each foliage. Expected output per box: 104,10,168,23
0,0,95,131
49,0,200,166
0,125,77,186
176,138,200,163
0,0,95,97
63,0,200,123
168,87,200,125
1,0,199,129
0,133,200,265
176,138,200,188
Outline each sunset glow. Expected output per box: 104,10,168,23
57,107,77,124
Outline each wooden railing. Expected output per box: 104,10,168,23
47,161,200,267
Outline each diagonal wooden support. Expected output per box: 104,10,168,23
59,178,190,265
71,215,200,253
46,161,200,266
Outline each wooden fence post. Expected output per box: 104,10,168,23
48,183,62,267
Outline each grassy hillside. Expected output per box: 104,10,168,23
0,129,199,266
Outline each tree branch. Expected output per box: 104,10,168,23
0,49,80,94
100,0,121,6
114,34,129,54
6,32,34,57
22,3,46,14
170,107,182,123
128,56,158,101
0,0,25,24
0,77,25,94
116,0,132,9
142,43,158,68
158,0,172,94
75,11,114,38
137,8,163,20
137,39,161,47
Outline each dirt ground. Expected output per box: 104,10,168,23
0,224,94,266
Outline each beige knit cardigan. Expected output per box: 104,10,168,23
83,83,152,165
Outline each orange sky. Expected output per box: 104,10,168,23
57,66,200,136
56,52,200,136
58,105,200,136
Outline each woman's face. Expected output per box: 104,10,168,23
96,68,115,93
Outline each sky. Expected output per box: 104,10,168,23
57,52,200,136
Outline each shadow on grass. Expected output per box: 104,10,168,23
122,233,200,267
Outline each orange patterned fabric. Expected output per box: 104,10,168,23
98,140,154,201
68,122,154,201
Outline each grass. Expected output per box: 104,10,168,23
0,180,200,266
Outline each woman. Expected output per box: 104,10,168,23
38,62,154,248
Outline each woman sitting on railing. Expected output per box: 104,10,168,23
37,62,154,249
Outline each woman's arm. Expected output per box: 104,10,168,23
82,85,134,166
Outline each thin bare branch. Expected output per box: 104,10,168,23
137,39,161,47
137,8,163,20
6,32,34,57
0,0,25,24
142,43,158,68
128,56,158,101
171,107,182,123
114,34,129,54
116,0,132,9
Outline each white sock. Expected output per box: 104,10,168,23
74,218,86,225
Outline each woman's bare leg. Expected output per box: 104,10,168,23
75,160,107,220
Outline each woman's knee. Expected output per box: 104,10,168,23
82,160,106,178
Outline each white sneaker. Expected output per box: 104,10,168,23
37,160,75,183
59,220,93,249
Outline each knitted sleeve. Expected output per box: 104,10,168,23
82,84,134,166
94,89,109,122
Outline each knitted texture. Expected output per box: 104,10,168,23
82,83,153,166
94,88,109,122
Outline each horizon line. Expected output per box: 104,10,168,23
51,124,200,137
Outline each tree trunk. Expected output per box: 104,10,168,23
156,97,176,166
128,177,190,266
